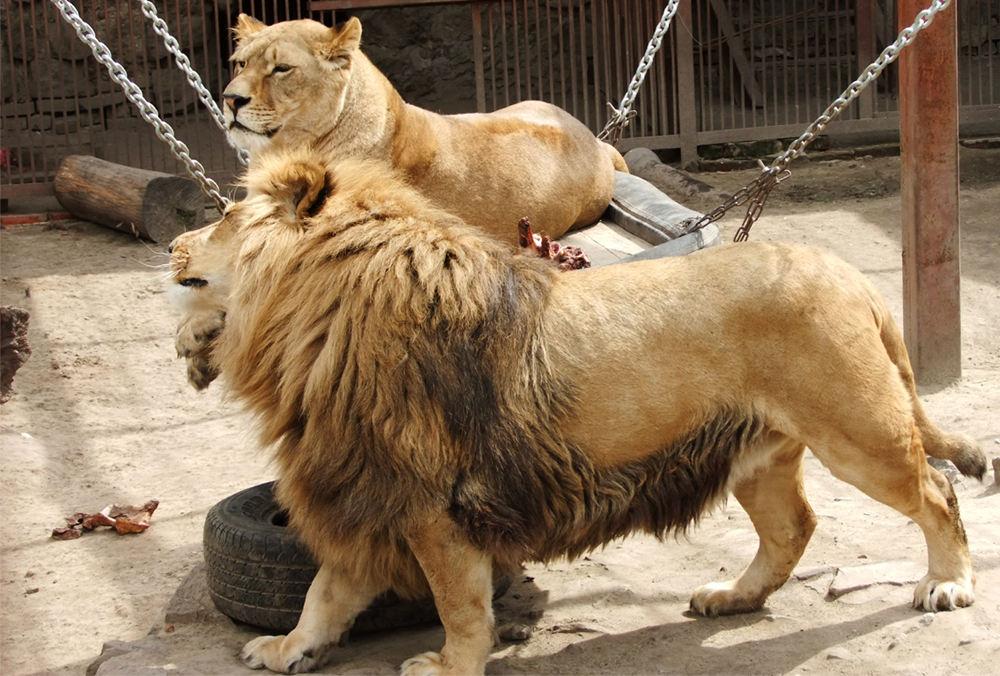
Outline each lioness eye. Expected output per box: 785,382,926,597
272,64,292,74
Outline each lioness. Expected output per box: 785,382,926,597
222,15,626,245
168,152,985,675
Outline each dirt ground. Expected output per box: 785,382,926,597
1,147,998,676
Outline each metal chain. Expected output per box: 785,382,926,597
688,0,952,242
598,0,682,145
48,0,231,212
137,0,249,167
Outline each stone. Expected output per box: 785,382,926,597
827,560,925,599
86,641,135,676
163,562,226,625
498,622,534,641
826,647,852,660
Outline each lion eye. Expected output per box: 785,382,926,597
271,64,292,74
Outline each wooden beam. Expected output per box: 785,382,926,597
706,0,764,108
898,0,961,386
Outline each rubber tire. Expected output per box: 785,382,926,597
203,482,511,634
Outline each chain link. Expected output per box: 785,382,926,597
687,0,952,241
137,0,249,167
598,0,681,145
49,0,231,213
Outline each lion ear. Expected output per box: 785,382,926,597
321,17,362,67
233,14,266,45
267,160,330,223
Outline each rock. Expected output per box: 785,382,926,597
927,456,962,484
827,560,925,599
498,622,534,641
1,306,31,403
793,565,835,581
826,647,852,660
163,562,226,625
86,641,136,676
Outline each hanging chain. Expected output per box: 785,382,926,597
137,0,249,167
598,0,682,146
687,0,952,242
48,0,231,212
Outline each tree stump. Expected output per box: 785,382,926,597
54,155,206,243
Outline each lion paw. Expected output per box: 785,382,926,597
241,635,318,674
400,652,445,676
689,581,762,617
913,576,975,612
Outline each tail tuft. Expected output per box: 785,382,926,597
932,433,987,480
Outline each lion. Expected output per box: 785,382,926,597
221,14,627,246
167,151,985,675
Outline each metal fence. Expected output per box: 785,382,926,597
2,0,998,198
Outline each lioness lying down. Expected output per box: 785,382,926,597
168,152,985,675
223,15,626,245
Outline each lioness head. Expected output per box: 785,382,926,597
223,15,363,155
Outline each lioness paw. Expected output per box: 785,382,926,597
241,635,318,674
689,581,762,617
400,652,445,676
175,310,225,359
913,576,975,612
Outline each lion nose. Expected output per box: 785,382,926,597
223,92,250,112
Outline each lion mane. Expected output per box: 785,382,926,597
168,151,984,675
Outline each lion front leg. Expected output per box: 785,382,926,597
690,438,816,617
401,514,495,676
242,562,381,674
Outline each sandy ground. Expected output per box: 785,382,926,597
1,147,998,676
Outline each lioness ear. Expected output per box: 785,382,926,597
233,14,266,45
267,161,330,222
321,17,362,66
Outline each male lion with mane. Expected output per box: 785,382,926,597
168,151,985,675
222,14,626,245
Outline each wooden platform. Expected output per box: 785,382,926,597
560,220,653,267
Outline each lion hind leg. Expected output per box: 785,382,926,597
812,422,975,612
690,437,815,617
242,562,382,674
401,514,495,676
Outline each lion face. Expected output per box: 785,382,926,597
167,154,335,388
222,15,363,155
168,221,230,317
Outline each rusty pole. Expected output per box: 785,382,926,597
898,0,962,386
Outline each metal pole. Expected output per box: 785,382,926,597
899,0,961,386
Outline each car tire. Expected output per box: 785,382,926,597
203,481,511,634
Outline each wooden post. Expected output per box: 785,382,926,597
471,3,487,114
677,0,698,167
54,155,205,243
898,0,961,386
855,0,876,121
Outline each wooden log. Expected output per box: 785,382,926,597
54,155,205,243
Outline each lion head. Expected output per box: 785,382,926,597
222,15,363,155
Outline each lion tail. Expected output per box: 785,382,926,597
602,142,629,174
875,296,987,480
